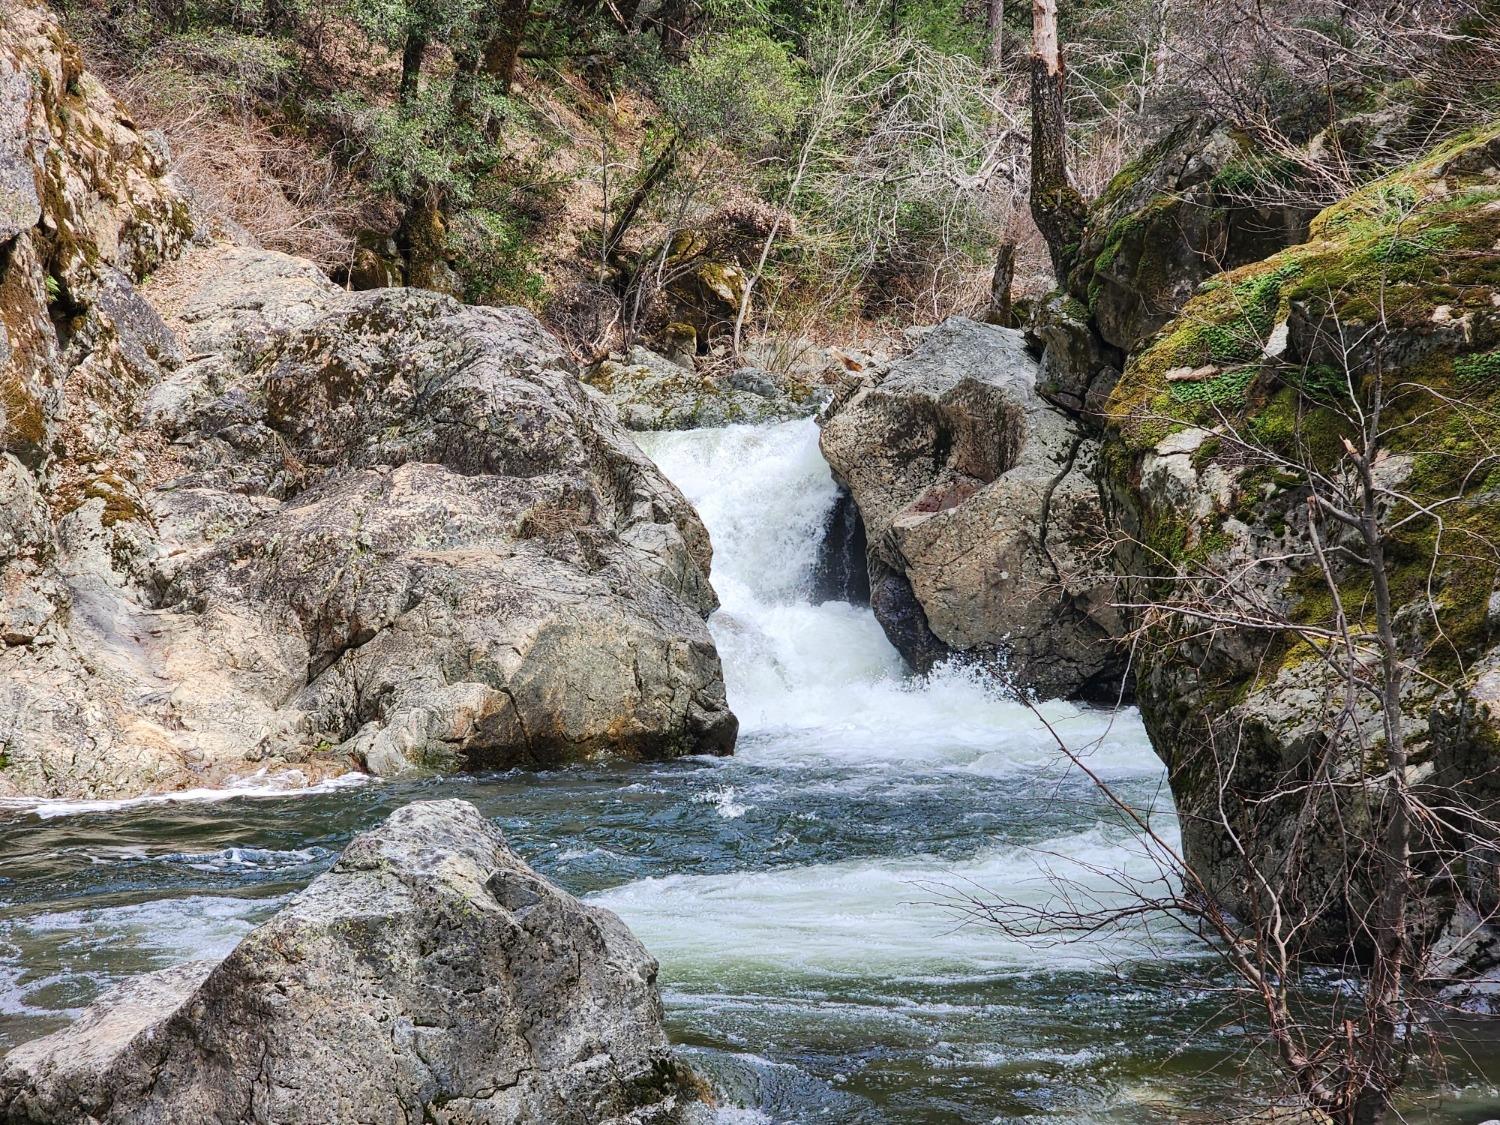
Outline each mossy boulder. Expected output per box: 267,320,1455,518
662,230,747,340
1101,122,1500,954
1072,118,1319,356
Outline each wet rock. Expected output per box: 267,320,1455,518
819,317,1126,700
0,799,710,1125
810,487,869,606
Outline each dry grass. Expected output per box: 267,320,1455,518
112,65,366,268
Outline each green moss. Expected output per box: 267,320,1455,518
1104,120,1500,720
1191,434,1223,472
1455,351,1500,388
1169,365,1257,408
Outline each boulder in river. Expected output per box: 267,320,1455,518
0,0,735,799
0,799,709,1125
819,317,1127,701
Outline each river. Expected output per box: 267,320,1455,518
2,419,1496,1121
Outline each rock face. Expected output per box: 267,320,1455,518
0,2,735,799
1070,118,1320,357
1098,124,1500,952
584,345,814,431
820,318,1125,701
0,799,707,1125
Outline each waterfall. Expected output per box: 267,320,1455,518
636,419,1158,777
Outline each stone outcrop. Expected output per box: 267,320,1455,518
0,2,735,800
819,317,1125,701
1097,124,1500,952
0,799,709,1124
584,345,815,431
1070,118,1321,358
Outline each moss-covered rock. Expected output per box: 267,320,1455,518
1071,119,1320,357
1102,122,1500,954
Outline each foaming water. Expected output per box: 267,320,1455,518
640,420,1158,777
2,769,372,821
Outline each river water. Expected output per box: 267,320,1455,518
2,419,1496,1121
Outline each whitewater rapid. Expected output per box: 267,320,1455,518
6,417,1499,1120
608,420,1178,976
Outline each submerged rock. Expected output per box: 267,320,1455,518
819,317,1126,701
0,799,709,1124
0,2,736,799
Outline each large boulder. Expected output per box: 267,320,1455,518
1072,118,1320,357
0,2,735,799
819,318,1126,701
0,799,708,1124
1100,124,1500,953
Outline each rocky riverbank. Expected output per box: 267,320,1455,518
0,1,734,800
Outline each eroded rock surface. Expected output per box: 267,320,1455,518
0,799,708,1125
0,2,735,799
819,317,1125,700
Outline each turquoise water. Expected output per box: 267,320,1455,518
2,420,1497,1122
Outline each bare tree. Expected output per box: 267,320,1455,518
1029,0,1087,282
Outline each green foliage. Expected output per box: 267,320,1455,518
452,207,545,304
163,28,299,100
658,29,806,151
1456,351,1500,388
1209,152,1302,198
344,0,482,51
1168,366,1256,408
330,82,509,202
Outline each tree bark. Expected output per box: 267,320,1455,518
1028,0,1087,284
984,0,1005,70
398,32,427,103
988,239,1016,326
482,0,534,94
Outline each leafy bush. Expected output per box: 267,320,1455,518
658,29,806,152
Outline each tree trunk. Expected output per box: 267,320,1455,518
396,187,454,294
481,0,533,94
1028,0,1087,284
398,32,427,104
988,239,1016,326
984,0,1005,70
605,137,679,258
